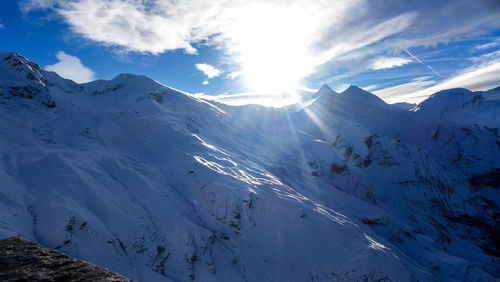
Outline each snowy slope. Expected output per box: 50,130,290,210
392,102,417,111
0,52,498,281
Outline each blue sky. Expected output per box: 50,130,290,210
1,0,500,105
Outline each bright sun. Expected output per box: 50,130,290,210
229,3,319,94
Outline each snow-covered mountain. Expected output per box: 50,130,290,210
392,102,416,111
0,52,498,281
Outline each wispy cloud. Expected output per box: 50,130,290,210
19,0,57,13
196,63,222,78
469,49,500,65
470,37,500,51
363,84,380,91
375,50,500,103
369,57,411,70
45,51,95,83
196,92,299,107
195,87,316,107
21,0,500,92
202,80,209,85
374,77,437,103
226,70,243,80
334,84,351,93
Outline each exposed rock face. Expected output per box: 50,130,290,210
0,237,132,281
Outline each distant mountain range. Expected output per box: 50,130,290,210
0,52,498,281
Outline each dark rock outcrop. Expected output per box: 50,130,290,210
0,237,132,281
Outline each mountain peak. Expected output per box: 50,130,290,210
341,85,383,100
80,72,168,98
109,73,162,87
415,88,477,112
288,84,336,111
432,88,472,96
2,52,45,76
112,73,150,80
0,52,44,82
318,83,334,94
342,85,366,94
0,52,58,107
310,83,336,101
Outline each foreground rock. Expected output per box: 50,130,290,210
0,237,132,281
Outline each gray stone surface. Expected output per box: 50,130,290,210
0,237,133,281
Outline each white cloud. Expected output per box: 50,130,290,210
202,80,209,85
196,87,316,107
469,49,500,65
374,52,500,103
471,41,500,51
45,51,95,83
195,63,221,78
22,0,500,56
12,1,411,91
226,70,243,80
369,57,412,70
334,84,351,93
363,84,380,91
199,92,299,107
374,77,437,103
414,61,500,96
22,0,500,92
19,0,57,13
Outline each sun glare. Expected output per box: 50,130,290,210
229,3,318,94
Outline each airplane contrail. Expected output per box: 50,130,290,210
403,48,442,78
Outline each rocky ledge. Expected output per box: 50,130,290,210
0,237,132,281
